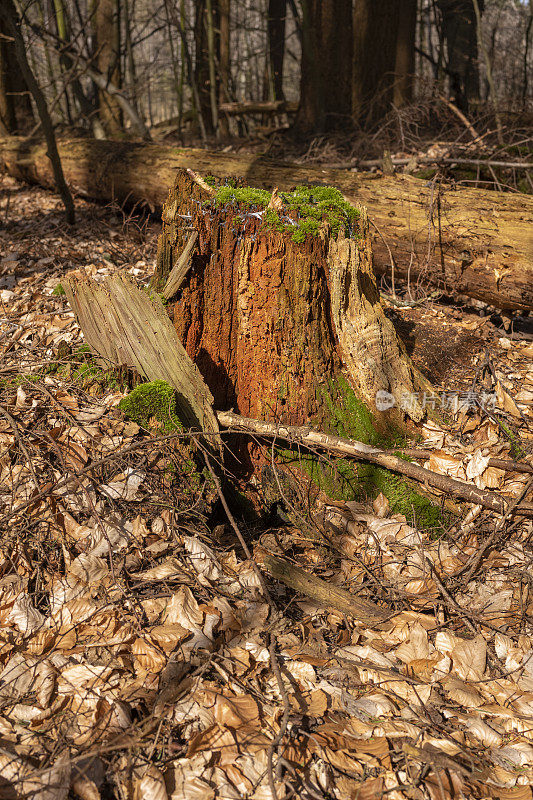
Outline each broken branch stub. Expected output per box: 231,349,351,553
62,271,219,439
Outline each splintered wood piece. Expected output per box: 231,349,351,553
161,231,198,300
62,270,219,438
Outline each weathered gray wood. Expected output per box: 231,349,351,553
161,231,198,300
328,207,432,423
62,271,219,438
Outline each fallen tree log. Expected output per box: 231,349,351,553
219,100,298,115
1,135,531,311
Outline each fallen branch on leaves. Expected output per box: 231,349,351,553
216,411,533,518
257,550,393,625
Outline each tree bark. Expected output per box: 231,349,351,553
218,0,230,136
0,136,531,311
0,16,16,135
294,0,353,135
0,8,75,224
194,0,215,135
394,0,417,107
151,171,430,494
0,15,32,133
267,0,287,102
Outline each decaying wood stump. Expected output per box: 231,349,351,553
153,170,432,484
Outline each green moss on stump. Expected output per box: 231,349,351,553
118,380,183,434
280,375,443,529
209,184,360,243
119,381,209,495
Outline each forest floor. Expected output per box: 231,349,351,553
1,172,533,800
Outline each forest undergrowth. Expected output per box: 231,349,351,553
1,173,533,800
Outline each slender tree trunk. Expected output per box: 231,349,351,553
471,0,503,143
166,0,206,141
0,17,16,134
164,0,181,123
352,0,400,126
194,0,212,135
205,0,219,135
294,0,352,135
93,0,123,135
268,0,286,102
394,0,417,107
522,5,532,106
0,0,75,223
123,0,138,111
218,0,230,136
53,0,104,136
0,14,33,133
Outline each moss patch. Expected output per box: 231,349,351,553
118,380,183,434
279,374,444,529
119,381,209,496
209,184,360,243
52,283,66,296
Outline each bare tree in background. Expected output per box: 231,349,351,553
394,0,417,106
267,0,287,102
295,0,353,135
437,0,484,112
93,0,123,135
0,13,33,133
0,0,74,222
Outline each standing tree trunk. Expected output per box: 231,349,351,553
268,0,287,102
53,0,105,137
352,0,401,126
394,0,417,107
194,0,214,135
0,0,75,223
0,14,32,133
218,0,230,136
0,16,16,134
294,0,353,135
436,0,483,112
93,0,123,136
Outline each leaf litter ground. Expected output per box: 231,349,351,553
1,174,533,800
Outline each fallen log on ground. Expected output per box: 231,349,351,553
1,135,532,311
219,100,298,115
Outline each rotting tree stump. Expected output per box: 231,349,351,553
153,171,438,518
